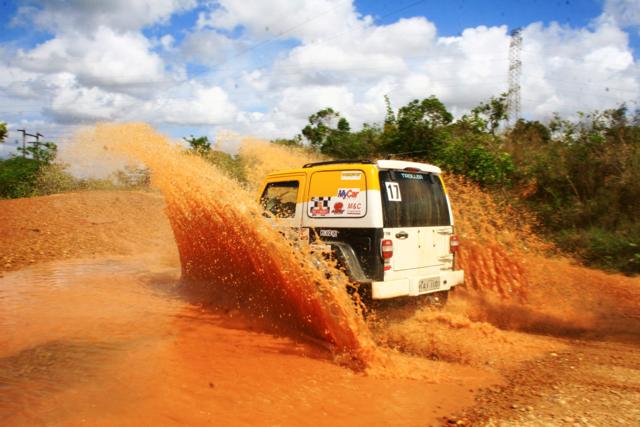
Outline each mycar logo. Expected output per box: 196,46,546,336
337,188,360,199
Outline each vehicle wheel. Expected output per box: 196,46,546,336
425,290,449,308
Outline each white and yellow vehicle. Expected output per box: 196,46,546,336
258,159,464,304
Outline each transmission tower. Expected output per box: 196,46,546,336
508,28,522,125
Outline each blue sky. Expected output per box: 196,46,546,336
0,0,638,153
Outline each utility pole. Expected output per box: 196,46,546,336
508,28,523,125
17,129,26,158
34,132,43,162
16,129,41,159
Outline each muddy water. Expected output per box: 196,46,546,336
0,257,494,426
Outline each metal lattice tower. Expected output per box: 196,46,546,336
508,28,522,124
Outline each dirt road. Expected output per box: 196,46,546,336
0,190,175,273
1,191,639,426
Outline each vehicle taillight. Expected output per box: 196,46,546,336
381,239,393,259
450,235,460,253
381,239,393,271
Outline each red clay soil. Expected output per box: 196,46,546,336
2,191,639,426
0,190,174,274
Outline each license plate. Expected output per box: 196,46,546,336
418,277,440,293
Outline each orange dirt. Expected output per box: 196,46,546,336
2,121,640,426
0,190,175,274
2,190,639,426
0,191,496,426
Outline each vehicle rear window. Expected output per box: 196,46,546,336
260,181,299,218
379,171,451,227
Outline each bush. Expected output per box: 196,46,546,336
0,157,41,198
557,226,640,274
202,150,247,184
33,163,151,196
438,136,514,186
33,163,81,196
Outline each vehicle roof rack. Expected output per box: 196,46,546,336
302,159,374,168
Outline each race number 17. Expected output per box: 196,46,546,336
385,182,402,201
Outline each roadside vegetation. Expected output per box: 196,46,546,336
0,130,150,198
1,96,638,274
277,96,640,274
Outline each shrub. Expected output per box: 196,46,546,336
0,157,41,198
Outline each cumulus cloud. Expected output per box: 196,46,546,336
179,29,244,66
197,0,363,41
14,0,197,33
142,84,239,125
604,0,640,28
44,73,139,123
17,27,169,89
0,0,638,143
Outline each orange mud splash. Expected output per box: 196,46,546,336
238,138,323,191
446,175,551,301
78,123,374,366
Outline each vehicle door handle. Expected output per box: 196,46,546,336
395,231,409,239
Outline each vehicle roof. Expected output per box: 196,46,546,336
265,159,442,177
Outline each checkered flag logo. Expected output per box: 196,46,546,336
309,196,331,216
312,196,330,209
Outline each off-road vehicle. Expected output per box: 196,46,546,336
258,159,464,304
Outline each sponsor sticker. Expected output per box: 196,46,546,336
336,188,360,199
341,171,362,181
309,196,331,216
400,172,424,180
309,187,366,217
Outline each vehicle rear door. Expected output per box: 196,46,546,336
380,171,452,271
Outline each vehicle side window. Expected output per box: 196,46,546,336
260,181,299,218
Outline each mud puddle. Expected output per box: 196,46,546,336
0,257,496,427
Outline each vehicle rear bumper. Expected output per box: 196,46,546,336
370,269,464,300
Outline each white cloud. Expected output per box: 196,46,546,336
179,29,244,66
604,0,640,28
0,0,638,142
17,27,168,89
519,20,638,117
15,0,197,33
142,84,239,125
45,73,139,123
160,34,176,51
277,85,354,119
197,0,364,41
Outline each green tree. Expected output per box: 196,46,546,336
184,135,212,154
0,122,7,143
0,139,59,198
183,134,246,183
0,157,41,198
469,93,509,136
17,141,58,163
272,135,303,147
385,95,453,157
301,108,342,149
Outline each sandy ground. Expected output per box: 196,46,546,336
0,190,175,274
1,190,639,426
